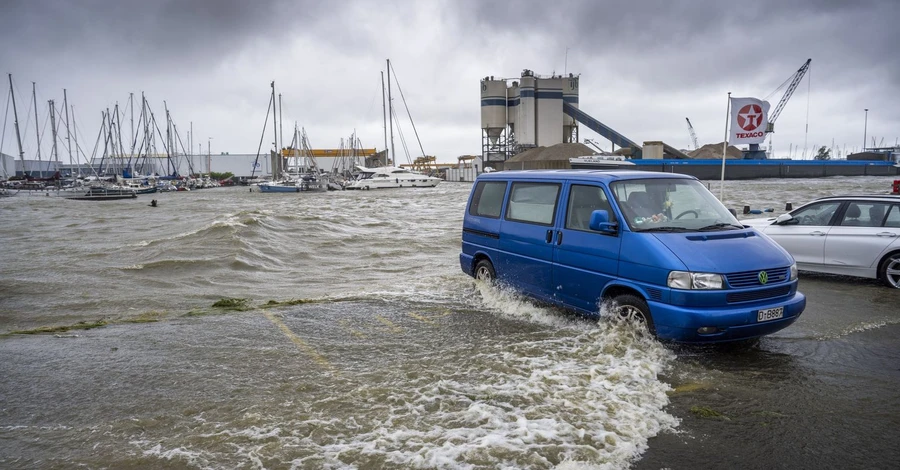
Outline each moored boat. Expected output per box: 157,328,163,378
66,186,138,201
345,165,441,190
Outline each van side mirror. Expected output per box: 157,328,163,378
774,213,794,225
589,210,618,233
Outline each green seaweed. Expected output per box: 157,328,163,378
122,311,166,323
211,298,251,310
6,320,109,336
260,298,323,308
690,405,729,420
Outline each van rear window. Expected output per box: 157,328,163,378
506,182,560,225
469,181,507,218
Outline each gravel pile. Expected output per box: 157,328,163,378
506,143,597,162
689,142,743,159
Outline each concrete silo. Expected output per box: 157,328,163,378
480,77,507,147
506,81,519,145
516,70,537,148
535,76,563,147
562,74,579,143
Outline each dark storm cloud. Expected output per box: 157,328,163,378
0,0,319,68
456,0,899,90
1,0,897,160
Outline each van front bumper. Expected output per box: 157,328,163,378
649,292,806,343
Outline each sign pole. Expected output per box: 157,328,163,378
720,91,731,201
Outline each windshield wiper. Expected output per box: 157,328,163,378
637,226,692,233
697,222,744,231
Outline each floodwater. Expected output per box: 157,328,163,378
1,176,898,469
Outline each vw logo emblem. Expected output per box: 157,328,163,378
758,271,769,284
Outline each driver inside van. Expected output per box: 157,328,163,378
625,191,668,224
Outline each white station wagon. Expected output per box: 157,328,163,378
742,195,900,288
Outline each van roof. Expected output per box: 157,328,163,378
476,170,699,183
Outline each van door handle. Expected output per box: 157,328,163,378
546,230,553,243
876,232,898,238
556,231,563,245
809,231,826,236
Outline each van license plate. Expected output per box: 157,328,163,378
757,307,784,322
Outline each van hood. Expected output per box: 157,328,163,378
654,229,791,272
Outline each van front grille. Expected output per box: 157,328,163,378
726,285,792,303
726,267,789,288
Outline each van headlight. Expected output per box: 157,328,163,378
667,271,723,289
790,263,798,281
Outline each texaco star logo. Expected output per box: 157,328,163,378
737,104,764,131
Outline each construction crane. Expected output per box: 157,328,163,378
765,58,811,134
748,58,811,159
685,117,699,150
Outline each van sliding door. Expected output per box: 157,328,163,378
497,181,561,300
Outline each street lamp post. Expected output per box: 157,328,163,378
863,108,869,151
207,137,213,175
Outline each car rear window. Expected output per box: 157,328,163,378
886,205,900,228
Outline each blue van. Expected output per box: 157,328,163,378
460,170,806,343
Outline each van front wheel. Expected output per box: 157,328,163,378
474,259,496,283
613,294,655,333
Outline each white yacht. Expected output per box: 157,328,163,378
346,165,441,190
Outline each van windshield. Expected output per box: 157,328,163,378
611,178,741,232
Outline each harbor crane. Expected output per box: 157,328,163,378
766,58,812,134
746,58,811,159
685,117,699,150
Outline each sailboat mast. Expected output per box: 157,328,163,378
48,100,59,171
278,93,283,152
64,89,73,169
386,59,395,166
271,81,278,177
129,93,134,157
32,82,42,167
8,74,25,174
71,105,80,176
381,71,388,163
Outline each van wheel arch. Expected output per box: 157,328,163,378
603,287,656,334
473,257,496,283
877,250,900,289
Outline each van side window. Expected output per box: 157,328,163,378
506,182,560,225
469,181,507,218
566,185,615,231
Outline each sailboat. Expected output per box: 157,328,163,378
345,59,441,190
257,125,330,193
251,82,333,193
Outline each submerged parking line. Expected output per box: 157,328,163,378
263,312,333,370
406,312,435,324
408,310,454,324
375,315,404,333
338,319,367,339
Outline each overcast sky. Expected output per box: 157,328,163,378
1,0,898,164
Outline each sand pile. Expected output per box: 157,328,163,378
507,143,597,162
689,142,743,159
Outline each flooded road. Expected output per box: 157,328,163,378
1,177,899,468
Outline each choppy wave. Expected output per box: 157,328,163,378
125,283,677,469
